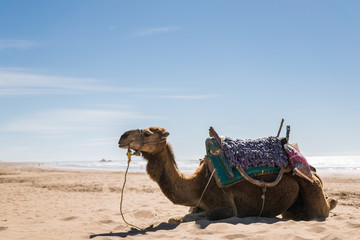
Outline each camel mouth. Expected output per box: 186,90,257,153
118,143,129,149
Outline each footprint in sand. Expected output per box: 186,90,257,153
225,234,248,239
345,221,360,229
133,210,155,218
61,216,78,221
332,215,345,220
99,219,114,224
307,226,327,233
96,208,106,212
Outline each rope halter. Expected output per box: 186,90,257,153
126,129,167,157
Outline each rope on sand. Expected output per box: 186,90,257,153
119,149,153,231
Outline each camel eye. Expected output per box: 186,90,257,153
143,131,152,137
122,133,129,138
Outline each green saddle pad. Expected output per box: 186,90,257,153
205,137,281,188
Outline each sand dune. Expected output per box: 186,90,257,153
0,162,359,240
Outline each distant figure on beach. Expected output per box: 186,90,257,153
100,159,111,163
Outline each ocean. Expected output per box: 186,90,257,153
50,155,360,173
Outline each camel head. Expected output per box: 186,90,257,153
118,127,170,153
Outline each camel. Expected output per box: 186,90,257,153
118,127,337,223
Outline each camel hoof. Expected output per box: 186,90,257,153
168,216,183,224
327,197,338,210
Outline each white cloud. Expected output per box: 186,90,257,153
0,69,158,96
0,88,79,95
0,69,97,92
0,69,219,100
153,94,220,100
0,39,35,50
131,26,182,37
0,108,156,135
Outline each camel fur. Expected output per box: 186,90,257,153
118,127,337,223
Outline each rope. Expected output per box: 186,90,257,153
119,130,166,230
236,166,283,217
193,168,216,209
259,184,267,216
119,149,152,231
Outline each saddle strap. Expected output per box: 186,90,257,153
236,166,284,188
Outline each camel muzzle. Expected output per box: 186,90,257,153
118,143,129,149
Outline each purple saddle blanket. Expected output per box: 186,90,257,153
222,136,289,169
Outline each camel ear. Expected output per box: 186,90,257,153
162,130,170,138
143,129,153,137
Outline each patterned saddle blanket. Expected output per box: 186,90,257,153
205,136,313,188
222,136,289,169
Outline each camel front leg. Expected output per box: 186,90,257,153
168,207,235,224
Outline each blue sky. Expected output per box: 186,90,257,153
0,0,359,162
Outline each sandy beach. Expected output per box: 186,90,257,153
1,162,359,240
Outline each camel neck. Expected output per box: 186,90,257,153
142,143,205,206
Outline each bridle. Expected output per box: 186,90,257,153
136,129,167,147
124,129,167,156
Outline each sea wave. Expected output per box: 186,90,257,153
50,155,360,173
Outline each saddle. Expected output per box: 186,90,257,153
205,126,313,188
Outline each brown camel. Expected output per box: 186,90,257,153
118,127,337,222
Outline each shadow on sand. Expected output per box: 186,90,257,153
90,217,288,238
89,222,179,239
194,216,288,229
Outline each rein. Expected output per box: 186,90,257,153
193,168,216,209
119,130,167,231
119,148,152,231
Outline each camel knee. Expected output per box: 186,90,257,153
205,207,235,221
169,207,235,223
312,198,336,219
327,197,338,211
168,211,209,223
168,216,183,224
